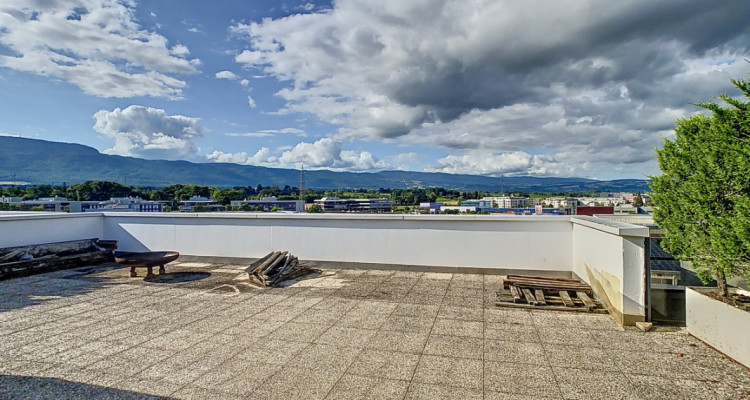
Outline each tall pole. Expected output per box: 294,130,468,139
298,164,306,201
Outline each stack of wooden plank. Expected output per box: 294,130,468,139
246,251,310,287
497,275,607,313
0,238,117,280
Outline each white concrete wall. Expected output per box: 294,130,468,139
0,212,103,248
102,213,575,271
687,287,750,368
572,216,649,325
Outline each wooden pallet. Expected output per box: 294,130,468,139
496,275,607,313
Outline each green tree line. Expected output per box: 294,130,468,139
2,180,621,209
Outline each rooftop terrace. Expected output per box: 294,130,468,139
0,211,651,326
2,261,749,399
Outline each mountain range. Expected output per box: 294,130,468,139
0,136,651,192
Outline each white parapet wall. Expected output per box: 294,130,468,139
686,287,750,368
102,213,575,273
572,216,649,326
0,212,104,248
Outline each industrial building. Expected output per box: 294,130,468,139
230,197,304,212
314,197,394,212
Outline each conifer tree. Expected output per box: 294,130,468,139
650,78,750,296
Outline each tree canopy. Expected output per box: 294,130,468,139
650,78,750,295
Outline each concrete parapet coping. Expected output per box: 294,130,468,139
0,211,651,237
99,211,572,223
571,215,649,237
0,211,100,221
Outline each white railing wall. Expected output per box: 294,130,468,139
0,212,103,248
102,213,575,272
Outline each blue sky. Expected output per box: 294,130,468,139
1,0,748,180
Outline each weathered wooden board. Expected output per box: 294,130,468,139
559,290,575,307
494,301,609,314
504,275,593,291
0,238,115,280
510,285,523,303
576,291,597,310
534,289,547,305
522,288,537,305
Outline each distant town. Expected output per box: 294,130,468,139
0,180,650,216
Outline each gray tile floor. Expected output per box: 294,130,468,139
1,262,748,399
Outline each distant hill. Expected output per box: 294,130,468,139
0,136,651,192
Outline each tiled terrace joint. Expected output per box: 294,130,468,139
1,262,748,399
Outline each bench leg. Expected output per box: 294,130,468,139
159,264,166,275
130,267,137,277
145,266,156,279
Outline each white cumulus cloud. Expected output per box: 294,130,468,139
427,151,571,177
93,105,207,160
230,0,750,177
0,0,200,99
206,138,390,171
205,149,272,165
226,128,306,137
170,44,190,56
392,153,419,163
215,70,238,80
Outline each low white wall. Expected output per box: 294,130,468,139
0,212,103,248
102,213,575,271
687,287,750,368
572,216,649,325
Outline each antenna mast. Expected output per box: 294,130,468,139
298,164,306,201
